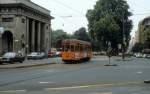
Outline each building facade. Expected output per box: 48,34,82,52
0,0,53,55
138,17,150,44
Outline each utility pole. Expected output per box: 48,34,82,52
122,13,125,60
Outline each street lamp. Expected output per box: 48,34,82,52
122,12,126,60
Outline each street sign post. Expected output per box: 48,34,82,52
105,42,117,66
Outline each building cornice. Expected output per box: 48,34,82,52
0,0,54,19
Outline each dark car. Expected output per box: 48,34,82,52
0,52,25,64
27,52,47,60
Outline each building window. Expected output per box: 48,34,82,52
46,26,49,29
22,18,25,23
2,18,13,22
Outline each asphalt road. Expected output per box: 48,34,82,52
0,56,150,94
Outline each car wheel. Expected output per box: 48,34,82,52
20,61,23,63
10,61,14,64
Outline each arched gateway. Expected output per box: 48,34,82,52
2,31,13,53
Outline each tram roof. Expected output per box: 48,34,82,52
62,39,91,46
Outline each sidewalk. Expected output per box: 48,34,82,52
93,55,133,61
0,58,59,69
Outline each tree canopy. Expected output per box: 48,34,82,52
73,27,91,42
52,30,71,48
86,0,132,53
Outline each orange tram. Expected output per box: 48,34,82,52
61,39,92,63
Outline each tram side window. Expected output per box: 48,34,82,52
87,46,89,52
84,46,88,52
63,45,74,52
75,45,80,52
62,45,65,51
71,45,75,52
80,45,83,52
63,45,70,51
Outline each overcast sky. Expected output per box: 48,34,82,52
31,0,150,36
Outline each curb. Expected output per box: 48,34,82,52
104,64,118,66
0,62,56,69
115,58,133,61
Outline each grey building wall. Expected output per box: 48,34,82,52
0,0,53,55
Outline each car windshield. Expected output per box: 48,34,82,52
3,53,16,58
30,52,38,55
40,53,45,55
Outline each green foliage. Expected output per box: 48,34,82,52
73,27,91,42
86,0,132,53
52,30,71,48
52,28,92,49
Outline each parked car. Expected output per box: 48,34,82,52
56,51,62,57
27,52,47,60
143,54,147,58
135,53,143,58
48,51,56,58
143,54,150,58
146,55,150,58
48,49,56,58
0,52,25,64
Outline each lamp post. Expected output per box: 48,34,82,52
122,13,126,60
108,42,112,65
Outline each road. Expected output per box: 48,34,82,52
0,56,150,94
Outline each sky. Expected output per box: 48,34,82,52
31,0,150,36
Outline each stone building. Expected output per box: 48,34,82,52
0,0,53,55
138,17,150,44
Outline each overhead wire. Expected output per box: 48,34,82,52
51,0,85,16
50,0,150,17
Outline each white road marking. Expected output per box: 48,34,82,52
45,69,58,72
0,90,26,93
132,93,139,94
90,92,112,94
136,71,143,74
39,81,55,84
47,84,113,90
45,81,142,91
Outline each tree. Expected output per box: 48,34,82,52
73,27,91,42
52,30,71,48
86,0,132,54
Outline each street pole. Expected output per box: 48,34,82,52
122,13,125,60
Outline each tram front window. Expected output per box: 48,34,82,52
63,45,74,52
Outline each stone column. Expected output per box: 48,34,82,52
40,23,44,52
41,23,46,52
0,34,2,55
31,20,35,52
37,22,41,52
26,18,29,54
